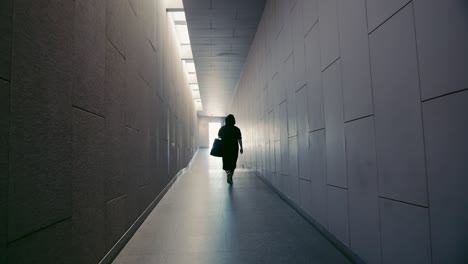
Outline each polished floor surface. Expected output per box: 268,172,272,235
113,149,352,264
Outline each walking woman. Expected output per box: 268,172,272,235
218,114,243,184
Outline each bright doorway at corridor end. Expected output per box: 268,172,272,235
208,122,221,147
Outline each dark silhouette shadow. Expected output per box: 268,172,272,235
217,114,243,185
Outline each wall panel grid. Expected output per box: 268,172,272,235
3,0,198,263
232,0,468,263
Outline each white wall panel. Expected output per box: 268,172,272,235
309,130,328,228
274,107,280,142
304,25,325,131
338,0,373,121
365,0,411,32
369,4,427,206
379,199,431,264
286,94,297,137
345,117,381,264
284,55,294,94
318,0,340,70
280,12,293,63
296,87,309,181
413,0,468,100
423,91,468,264
323,60,347,188
274,140,281,185
231,0,468,262
327,186,349,246
288,136,299,203
291,0,307,90
299,179,312,216
279,102,289,175
302,0,318,36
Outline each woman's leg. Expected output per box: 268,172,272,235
227,170,233,184
229,170,235,184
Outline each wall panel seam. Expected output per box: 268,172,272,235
367,1,413,35
6,216,71,245
127,0,137,17
379,196,428,209
106,38,126,60
321,56,340,73
421,87,468,103
304,19,319,39
72,105,106,119
411,3,434,261
327,184,348,190
105,194,127,205
124,125,140,133
344,114,374,124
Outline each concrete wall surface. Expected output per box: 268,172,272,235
232,0,468,263
0,0,198,263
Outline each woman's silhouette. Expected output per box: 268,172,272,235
218,114,243,184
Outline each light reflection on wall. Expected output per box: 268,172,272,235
167,7,203,111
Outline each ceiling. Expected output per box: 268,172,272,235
182,0,266,117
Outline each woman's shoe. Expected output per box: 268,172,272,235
227,172,233,184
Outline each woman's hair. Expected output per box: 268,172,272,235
225,114,236,125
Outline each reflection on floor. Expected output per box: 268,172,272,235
113,149,351,264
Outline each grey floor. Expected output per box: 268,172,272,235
113,149,352,264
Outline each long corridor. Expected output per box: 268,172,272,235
113,149,352,264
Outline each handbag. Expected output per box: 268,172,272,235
210,138,223,157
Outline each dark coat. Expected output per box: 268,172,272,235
218,125,242,171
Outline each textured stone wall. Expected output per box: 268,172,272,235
232,0,468,263
2,0,198,263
